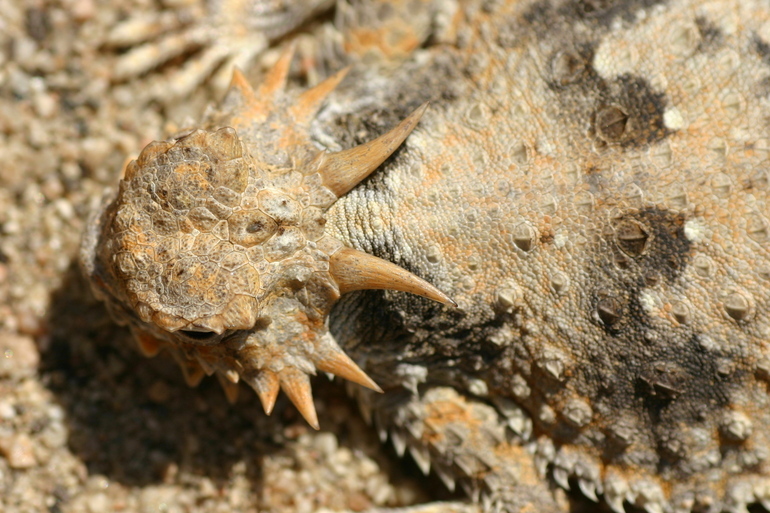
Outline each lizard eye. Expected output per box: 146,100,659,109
180,330,218,342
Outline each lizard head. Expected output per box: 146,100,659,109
81,47,454,429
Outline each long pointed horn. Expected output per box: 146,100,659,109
290,67,350,123
317,103,429,197
329,247,456,306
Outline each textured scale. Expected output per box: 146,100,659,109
82,0,770,512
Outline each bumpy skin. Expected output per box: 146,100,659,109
83,0,770,512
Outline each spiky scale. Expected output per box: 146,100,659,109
311,332,383,392
256,43,295,98
216,373,240,404
134,331,162,357
279,368,319,429
245,370,280,415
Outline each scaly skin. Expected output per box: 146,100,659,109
83,0,770,511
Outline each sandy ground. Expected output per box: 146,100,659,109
0,1,454,511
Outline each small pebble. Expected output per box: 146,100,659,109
0,332,40,377
33,91,58,119
0,401,15,420
312,431,338,456
86,492,109,513
70,0,96,21
148,380,171,403
0,434,37,469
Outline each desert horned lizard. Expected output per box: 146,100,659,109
81,0,770,511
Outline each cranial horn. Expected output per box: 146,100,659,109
257,42,296,97
329,246,456,306
290,67,350,123
317,103,429,197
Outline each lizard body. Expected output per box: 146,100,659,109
82,1,770,511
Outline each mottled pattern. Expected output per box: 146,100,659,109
82,0,770,512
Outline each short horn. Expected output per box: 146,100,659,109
228,67,257,103
312,334,382,392
170,349,206,387
216,373,240,404
134,331,162,357
245,370,280,415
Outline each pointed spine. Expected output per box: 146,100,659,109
279,368,319,430
171,350,206,387
217,373,240,404
135,332,162,357
229,66,257,102
329,246,456,306
257,43,295,98
313,337,383,393
289,67,350,123
196,355,217,376
182,362,206,387
316,103,429,197
246,370,280,415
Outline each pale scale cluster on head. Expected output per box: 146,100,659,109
109,126,338,334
